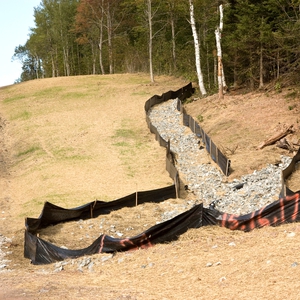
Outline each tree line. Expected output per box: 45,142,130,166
13,0,300,94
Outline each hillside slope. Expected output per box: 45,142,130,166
0,75,300,300
0,75,188,233
185,89,300,180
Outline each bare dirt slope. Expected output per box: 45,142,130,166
185,88,300,180
0,75,300,300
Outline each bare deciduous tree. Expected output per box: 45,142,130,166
188,0,207,96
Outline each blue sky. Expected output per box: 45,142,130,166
0,0,41,87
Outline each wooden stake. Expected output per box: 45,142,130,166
90,200,97,218
175,174,179,199
136,183,138,206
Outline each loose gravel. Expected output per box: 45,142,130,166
0,234,12,273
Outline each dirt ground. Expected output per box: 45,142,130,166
0,74,300,299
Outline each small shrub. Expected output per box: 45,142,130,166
274,81,282,93
197,115,204,123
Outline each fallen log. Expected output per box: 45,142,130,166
257,124,294,150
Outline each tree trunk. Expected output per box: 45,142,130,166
206,45,211,90
99,1,105,75
233,50,238,88
147,0,154,83
58,1,70,77
277,49,280,79
259,17,265,89
170,16,176,71
259,43,264,89
62,45,70,76
215,27,223,99
168,1,176,72
189,0,206,96
55,46,59,77
215,4,226,99
51,54,55,77
107,2,113,74
91,42,96,75
99,42,104,74
34,54,39,79
249,52,254,90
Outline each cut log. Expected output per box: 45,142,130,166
257,124,294,150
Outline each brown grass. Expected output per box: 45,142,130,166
0,74,300,299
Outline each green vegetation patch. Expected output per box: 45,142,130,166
62,91,88,99
3,94,26,103
53,147,91,161
131,91,151,97
113,128,137,139
17,145,41,157
33,86,65,98
112,119,147,177
197,114,204,123
11,110,31,120
112,127,144,150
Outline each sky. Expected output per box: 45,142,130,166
0,0,41,87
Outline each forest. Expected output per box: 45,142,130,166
13,0,300,95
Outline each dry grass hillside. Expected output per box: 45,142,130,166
0,74,300,300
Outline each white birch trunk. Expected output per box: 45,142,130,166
215,4,226,99
215,27,223,99
189,0,206,96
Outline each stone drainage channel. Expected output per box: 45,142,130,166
148,98,291,216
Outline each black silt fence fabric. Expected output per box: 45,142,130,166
26,185,177,233
25,203,204,265
210,141,217,163
25,192,300,265
195,123,202,139
218,148,230,176
178,103,230,176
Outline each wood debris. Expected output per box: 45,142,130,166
257,124,294,150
